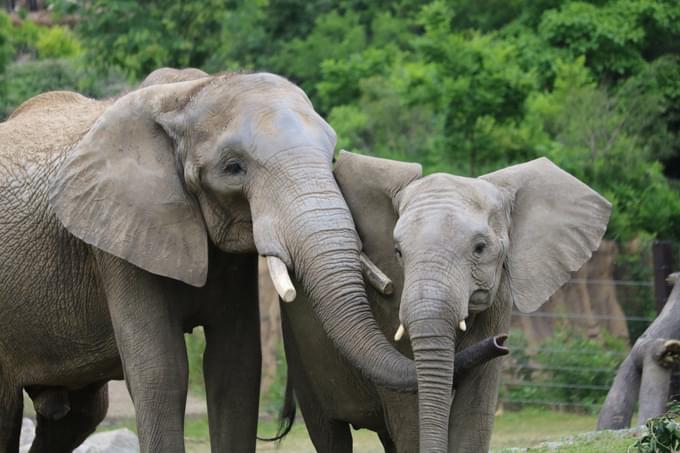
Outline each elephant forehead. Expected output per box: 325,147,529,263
206,110,334,161
402,173,503,212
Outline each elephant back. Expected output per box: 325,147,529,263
1,91,109,163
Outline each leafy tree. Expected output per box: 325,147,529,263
36,26,81,58
269,10,367,98
538,0,680,81
408,1,537,175
0,12,12,73
524,57,680,240
63,0,228,80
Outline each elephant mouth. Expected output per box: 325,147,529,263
469,289,491,312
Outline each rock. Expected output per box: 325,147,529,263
74,429,140,453
18,418,139,453
19,418,35,453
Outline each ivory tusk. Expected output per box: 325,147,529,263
394,324,405,342
458,320,467,332
265,256,296,303
360,253,394,295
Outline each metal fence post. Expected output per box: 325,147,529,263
653,241,674,314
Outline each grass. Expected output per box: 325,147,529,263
96,408,644,452
491,407,599,449
494,430,641,452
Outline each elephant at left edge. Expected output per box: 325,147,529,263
0,71,420,453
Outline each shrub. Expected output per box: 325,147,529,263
535,329,627,411
36,26,82,59
0,12,12,73
504,327,628,413
11,19,40,57
0,58,129,120
631,401,680,452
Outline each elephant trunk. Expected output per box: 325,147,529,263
401,261,463,452
409,318,456,453
253,156,417,392
287,201,417,391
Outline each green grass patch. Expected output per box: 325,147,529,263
98,408,644,452
491,407,598,449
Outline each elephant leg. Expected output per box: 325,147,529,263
0,382,23,453
96,252,188,453
280,310,352,453
377,430,397,453
379,390,418,453
29,382,108,453
305,418,352,453
203,255,260,452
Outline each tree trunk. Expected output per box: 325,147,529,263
598,272,680,429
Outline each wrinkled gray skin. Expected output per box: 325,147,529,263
0,71,418,453
282,151,611,452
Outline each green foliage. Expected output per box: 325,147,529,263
270,10,367,99
36,26,82,59
0,58,129,120
203,0,270,72
536,329,627,410
505,328,627,413
523,56,680,241
0,12,12,74
185,329,206,396
10,20,82,59
260,341,288,416
631,401,680,452
59,0,228,80
10,19,40,57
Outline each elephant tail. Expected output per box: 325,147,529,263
257,371,297,442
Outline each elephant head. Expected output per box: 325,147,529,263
335,151,611,452
47,72,418,391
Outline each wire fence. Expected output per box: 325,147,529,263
498,239,680,413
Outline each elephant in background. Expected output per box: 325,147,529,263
280,151,611,452
0,70,419,453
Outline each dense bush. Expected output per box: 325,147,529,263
35,26,82,59
0,13,13,71
632,401,680,452
0,58,129,119
504,328,628,413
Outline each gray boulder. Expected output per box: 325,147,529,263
19,418,139,453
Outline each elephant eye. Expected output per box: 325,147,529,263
394,246,402,259
473,242,487,255
224,161,244,175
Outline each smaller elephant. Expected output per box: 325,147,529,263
280,151,611,452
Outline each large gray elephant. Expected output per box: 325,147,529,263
280,151,612,452
0,73,418,453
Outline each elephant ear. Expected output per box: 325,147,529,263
481,157,612,313
49,79,213,287
334,150,422,266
